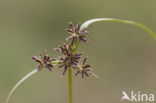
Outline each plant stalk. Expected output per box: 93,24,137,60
68,37,80,103
68,68,72,103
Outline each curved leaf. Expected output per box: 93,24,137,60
80,18,156,39
5,69,38,103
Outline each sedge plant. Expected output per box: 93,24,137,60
5,18,156,103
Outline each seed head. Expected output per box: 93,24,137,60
66,22,89,43
75,58,93,79
54,43,82,75
32,51,56,72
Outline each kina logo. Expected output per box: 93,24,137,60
121,91,154,102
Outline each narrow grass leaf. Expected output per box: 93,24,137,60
80,18,156,39
5,69,38,103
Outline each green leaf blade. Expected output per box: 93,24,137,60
80,18,156,39
5,69,38,103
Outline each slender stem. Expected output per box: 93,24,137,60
72,37,77,50
68,68,72,103
68,37,80,103
73,40,80,54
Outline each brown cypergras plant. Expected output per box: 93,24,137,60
32,22,94,78
5,18,156,103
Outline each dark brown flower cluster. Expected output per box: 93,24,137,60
32,22,95,79
54,42,83,75
66,22,89,43
75,58,92,79
32,52,56,72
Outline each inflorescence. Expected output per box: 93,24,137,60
32,22,95,79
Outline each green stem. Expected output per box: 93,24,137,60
72,37,77,50
73,40,80,54
68,68,72,103
68,37,80,103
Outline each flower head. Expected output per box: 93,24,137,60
66,22,89,42
75,58,93,79
54,43,82,75
32,51,56,72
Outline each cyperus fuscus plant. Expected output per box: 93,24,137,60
5,18,156,103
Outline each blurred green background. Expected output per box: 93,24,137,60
0,0,156,103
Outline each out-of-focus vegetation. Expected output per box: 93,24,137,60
0,0,155,103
